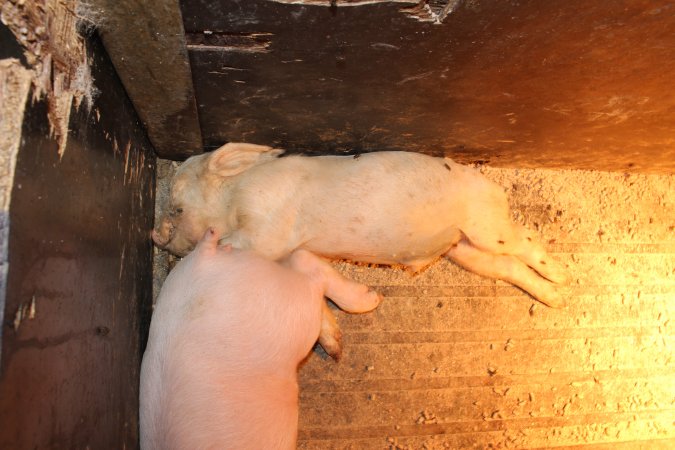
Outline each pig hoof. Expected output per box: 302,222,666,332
321,341,343,361
318,329,343,361
151,229,167,247
555,268,572,286
537,288,567,309
328,346,343,362
543,265,572,285
374,290,385,305
364,289,384,312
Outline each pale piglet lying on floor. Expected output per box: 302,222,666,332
140,229,381,450
153,143,570,358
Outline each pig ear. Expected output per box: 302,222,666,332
207,143,284,177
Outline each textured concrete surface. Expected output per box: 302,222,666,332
152,162,673,449
296,166,674,449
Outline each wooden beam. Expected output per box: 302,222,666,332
88,0,202,159
182,0,675,172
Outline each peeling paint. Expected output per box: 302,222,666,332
12,303,25,331
0,29,156,444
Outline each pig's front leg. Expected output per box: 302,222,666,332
216,229,253,252
285,249,383,360
217,228,296,261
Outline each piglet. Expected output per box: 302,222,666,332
153,143,571,357
140,229,381,450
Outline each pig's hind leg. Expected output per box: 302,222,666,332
507,225,570,285
462,222,569,286
286,249,383,360
445,240,565,308
318,302,343,360
456,181,569,285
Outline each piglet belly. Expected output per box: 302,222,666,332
304,207,462,265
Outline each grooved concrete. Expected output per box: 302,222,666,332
297,167,674,449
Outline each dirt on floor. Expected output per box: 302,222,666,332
153,160,674,449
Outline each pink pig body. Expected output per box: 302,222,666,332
140,230,380,449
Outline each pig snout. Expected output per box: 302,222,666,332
151,209,208,256
151,217,173,248
151,229,167,247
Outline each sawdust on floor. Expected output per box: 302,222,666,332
153,161,674,449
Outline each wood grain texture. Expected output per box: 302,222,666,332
89,0,203,158
0,34,156,449
180,0,675,172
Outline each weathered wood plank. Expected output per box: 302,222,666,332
181,0,675,172
88,0,203,158
0,32,155,448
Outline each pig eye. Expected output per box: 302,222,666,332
176,208,183,214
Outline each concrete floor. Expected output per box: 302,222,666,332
153,162,673,449
296,167,674,449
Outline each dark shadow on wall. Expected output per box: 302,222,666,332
0,32,156,449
